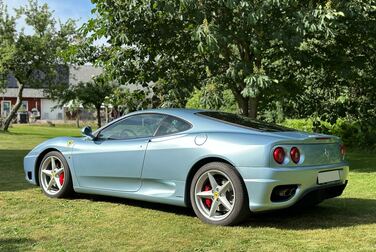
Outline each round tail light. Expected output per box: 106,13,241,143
290,147,300,164
273,147,285,164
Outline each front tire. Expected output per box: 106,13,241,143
190,162,249,225
39,151,73,198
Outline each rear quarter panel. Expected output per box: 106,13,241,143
142,132,279,182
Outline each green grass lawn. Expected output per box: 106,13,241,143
1,125,376,251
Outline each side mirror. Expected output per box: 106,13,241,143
81,126,94,139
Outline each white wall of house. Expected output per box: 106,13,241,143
41,99,64,120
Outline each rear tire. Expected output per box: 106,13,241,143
39,151,73,198
190,162,249,225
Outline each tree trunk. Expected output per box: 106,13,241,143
230,89,258,119
96,105,101,128
76,108,80,128
105,106,108,124
239,96,250,117
248,97,258,119
1,83,25,131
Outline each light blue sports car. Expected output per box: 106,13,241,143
24,109,348,225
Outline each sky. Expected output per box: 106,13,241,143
4,0,95,33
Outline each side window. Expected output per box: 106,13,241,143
98,114,166,140
154,116,191,136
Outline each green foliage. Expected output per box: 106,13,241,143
75,75,114,110
258,101,285,124
73,75,114,127
186,85,238,113
281,1,376,125
282,117,376,149
282,118,315,133
0,0,76,88
87,0,349,117
104,87,150,117
52,74,115,127
86,0,375,123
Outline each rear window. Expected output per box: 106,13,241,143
197,111,293,132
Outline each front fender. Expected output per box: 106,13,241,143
23,137,79,186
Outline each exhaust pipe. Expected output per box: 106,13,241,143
271,185,298,202
278,188,296,197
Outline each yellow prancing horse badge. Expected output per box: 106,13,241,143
213,191,219,200
67,140,74,146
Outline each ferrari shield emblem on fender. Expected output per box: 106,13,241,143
67,140,74,146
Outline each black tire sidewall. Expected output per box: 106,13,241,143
190,162,249,226
39,151,73,198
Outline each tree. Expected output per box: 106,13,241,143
0,0,76,131
86,0,348,118
104,87,150,119
84,0,207,109
282,1,376,123
74,75,114,128
186,84,238,113
64,99,82,128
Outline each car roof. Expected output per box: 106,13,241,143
126,108,255,134
128,108,204,117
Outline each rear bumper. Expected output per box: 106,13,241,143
295,181,347,207
238,163,349,212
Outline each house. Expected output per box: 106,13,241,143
0,65,102,121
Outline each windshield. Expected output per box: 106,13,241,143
197,111,294,132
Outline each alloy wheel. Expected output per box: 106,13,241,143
194,169,235,221
40,156,66,195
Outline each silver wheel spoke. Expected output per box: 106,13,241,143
56,168,64,175
219,196,233,211
47,178,55,190
219,181,231,194
209,199,220,217
207,172,218,188
50,156,56,170
54,177,62,189
196,190,213,198
42,169,52,176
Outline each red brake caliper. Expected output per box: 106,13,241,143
203,184,212,208
59,172,64,185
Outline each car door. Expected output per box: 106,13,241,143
141,116,194,183
72,113,166,192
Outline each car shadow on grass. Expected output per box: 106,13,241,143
242,197,376,229
72,193,196,217
0,238,36,251
72,193,376,229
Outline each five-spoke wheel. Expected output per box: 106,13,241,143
39,151,73,198
190,162,249,225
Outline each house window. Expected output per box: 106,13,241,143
1,101,11,117
20,100,28,112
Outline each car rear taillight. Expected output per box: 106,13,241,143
273,147,285,164
340,144,346,157
290,147,300,164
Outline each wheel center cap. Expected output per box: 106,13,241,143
213,191,219,199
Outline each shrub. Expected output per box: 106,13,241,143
281,118,376,149
281,118,314,133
